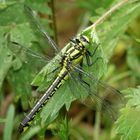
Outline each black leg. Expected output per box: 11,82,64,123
78,61,90,88
87,43,100,57
86,53,102,66
86,43,102,66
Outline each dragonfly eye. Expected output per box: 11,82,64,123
80,35,89,43
80,35,89,46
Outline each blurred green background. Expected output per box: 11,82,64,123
0,0,140,140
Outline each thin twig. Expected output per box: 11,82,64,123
84,0,130,32
48,0,58,45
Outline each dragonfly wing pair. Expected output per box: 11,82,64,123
24,5,59,53
67,63,122,120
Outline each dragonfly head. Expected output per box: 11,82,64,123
79,35,90,46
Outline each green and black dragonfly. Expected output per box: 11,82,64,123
10,5,122,133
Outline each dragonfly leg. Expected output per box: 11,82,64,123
85,43,102,66
86,53,102,66
87,43,100,56
78,61,90,88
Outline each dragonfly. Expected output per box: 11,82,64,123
9,5,122,133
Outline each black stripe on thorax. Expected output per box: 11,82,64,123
63,44,85,61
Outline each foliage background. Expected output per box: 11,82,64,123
0,0,140,140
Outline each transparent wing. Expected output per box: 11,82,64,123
8,40,50,70
10,41,50,62
8,39,62,87
24,5,59,53
67,65,123,120
73,65,123,100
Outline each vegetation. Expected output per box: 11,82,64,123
0,0,140,140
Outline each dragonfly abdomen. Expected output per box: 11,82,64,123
19,68,69,133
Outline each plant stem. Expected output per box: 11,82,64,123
48,0,58,45
84,0,131,32
94,104,101,140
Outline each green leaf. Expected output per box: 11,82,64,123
25,0,52,15
0,27,13,91
20,126,41,140
135,38,140,43
3,104,15,140
0,3,26,26
0,3,49,109
127,47,140,78
0,118,6,123
53,117,69,140
9,23,36,47
76,0,114,14
0,4,57,132
123,86,140,108
115,86,140,140
96,0,140,60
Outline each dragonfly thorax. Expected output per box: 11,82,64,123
61,36,89,71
